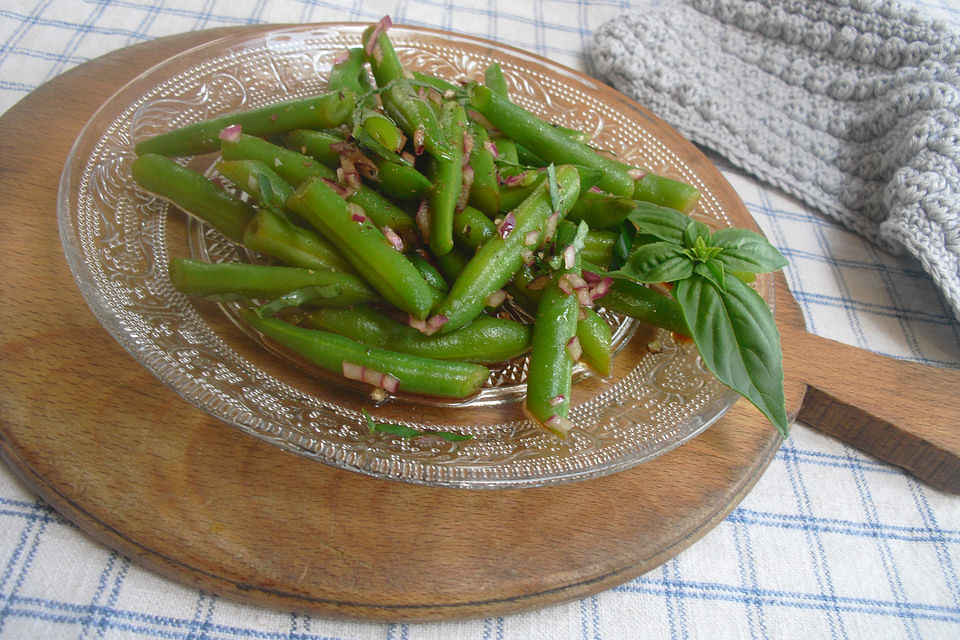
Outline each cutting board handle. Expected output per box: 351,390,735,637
781,325,960,493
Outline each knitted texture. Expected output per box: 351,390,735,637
591,0,960,321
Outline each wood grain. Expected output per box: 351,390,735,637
0,24,952,623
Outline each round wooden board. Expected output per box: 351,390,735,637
0,26,806,620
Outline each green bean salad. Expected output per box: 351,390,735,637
133,16,790,439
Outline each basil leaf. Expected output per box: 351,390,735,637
683,219,711,248
619,241,694,283
626,202,691,245
712,228,789,273
674,274,788,436
255,284,342,317
609,221,636,271
370,422,422,438
695,259,726,292
431,431,475,442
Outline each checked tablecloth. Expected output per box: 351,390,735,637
2,1,960,638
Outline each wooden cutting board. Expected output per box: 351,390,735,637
1,25,958,622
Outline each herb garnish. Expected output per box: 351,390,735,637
608,202,790,436
362,409,474,442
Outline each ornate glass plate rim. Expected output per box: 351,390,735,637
57,24,758,489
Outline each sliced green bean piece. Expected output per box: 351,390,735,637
633,173,701,213
328,47,370,94
363,27,454,161
432,164,581,333
601,278,690,337
169,258,378,306
484,63,509,98
525,280,579,436
286,177,441,319
469,85,634,196
216,159,292,209
221,134,416,234
576,308,612,377
427,101,466,255
302,306,530,364
243,207,356,274
467,123,500,216
453,205,495,251
240,310,490,398
494,138,518,165
411,71,459,95
131,154,254,243
409,252,450,293
285,129,432,201
567,190,638,229
135,91,356,157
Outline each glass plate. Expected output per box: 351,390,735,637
59,24,766,488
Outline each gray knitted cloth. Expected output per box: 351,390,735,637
591,0,960,322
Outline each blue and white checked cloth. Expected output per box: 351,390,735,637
3,1,960,638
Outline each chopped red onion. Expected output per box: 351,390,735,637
566,273,588,290
526,275,551,291
415,200,430,238
342,361,364,381
413,125,425,155
401,151,416,164
383,226,404,251
427,314,449,332
484,290,507,308
501,172,527,187
340,156,362,189
343,362,398,392
582,270,602,284
566,336,582,361
521,250,535,266
408,316,430,334
461,130,474,163
333,48,351,65
466,110,496,132
563,244,576,269
497,211,516,239
274,157,282,167
321,177,349,197
576,288,594,307
543,414,574,436
543,211,559,242
577,306,588,321
218,124,242,142
442,89,456,100
483,140,499,158
549,394,565,407
524,230,539,247
588,185,603,193
456,165,474,212
329,142,354,154
558,274,574,295
590,277,613,300
628,168,647,180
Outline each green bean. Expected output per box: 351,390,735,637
484,63,509,98
633,173,701,213
328,47,370,94
409,252,450,293
286,177,441,319
215,159,292,208
302,306,530,364
556,221,617,267
601,278,690,337
498,172,546,213
243,207,355,273
363,27,454,161
240,310,490,398
567,190,638,229
221,134,416,234
453,204,495,251
552,124,593,144
411,71,459,95
467,123,500,216
469,85,634,196
426,101,466,255
433,249,470,282
494,138,518,165
360,112,406,154
131,154,254,243
432,164,581,333
169,258,378,305
525,279,579,436
285,129,432,201
135,91,356,157
576,308,612,377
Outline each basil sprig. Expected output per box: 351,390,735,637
609,203,790,436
